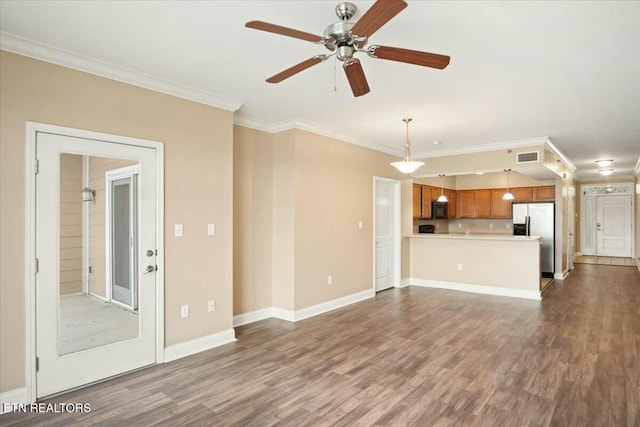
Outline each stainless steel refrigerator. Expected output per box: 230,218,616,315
512,202,555,278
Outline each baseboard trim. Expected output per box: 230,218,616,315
293,289,374,322
233,308,274,327
636,257,640,272
554,270,569,280
0,388,29,414
409,278,542,301
398,279,412,288
233,289,375,326
164,328,236,363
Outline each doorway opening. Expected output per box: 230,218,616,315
373,177,401,292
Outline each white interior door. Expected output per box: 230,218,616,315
36,132,157,398
596,195,632,257
375,180,396,291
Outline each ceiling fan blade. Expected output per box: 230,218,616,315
266,55,326,83
350,0,408,38
368,45,450,69
245,20,324,43
343,59,370,97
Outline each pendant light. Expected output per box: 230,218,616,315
502,169,514,200
390,118,424,174
437,174,448,202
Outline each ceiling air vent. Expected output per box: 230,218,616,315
516,151,539,164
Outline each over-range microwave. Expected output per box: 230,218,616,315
431,201,448,219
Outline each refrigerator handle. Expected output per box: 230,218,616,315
526,216,531,236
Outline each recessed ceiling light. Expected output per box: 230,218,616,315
598,169,614,176
433,140,441,145
596,159,613,167
476,172,484,175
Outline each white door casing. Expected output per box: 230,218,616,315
26,123,164,401
374,178,400,292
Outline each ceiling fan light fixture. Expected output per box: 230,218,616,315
390,118,424,174
595,159,613,167
598,168,614,176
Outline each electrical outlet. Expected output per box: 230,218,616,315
208,299,215,312
175,224,183,237
489,223,494,229
327,275,333,285
458,223,462,229
358,220,363,230
456,263,463,271
207,223,215,236
181,304,189,318
506,223,511,229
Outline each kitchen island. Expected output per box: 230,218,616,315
405,233,542,300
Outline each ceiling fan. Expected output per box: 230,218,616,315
245,0,450,97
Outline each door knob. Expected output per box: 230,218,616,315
146,249,155,257
145,265,156,273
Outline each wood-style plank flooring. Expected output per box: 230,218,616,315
2,263,639,426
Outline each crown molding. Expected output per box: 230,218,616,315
234,114,402,157
0,32,243,112
412,136,551,159
544,138,577,172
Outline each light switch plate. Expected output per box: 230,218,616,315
208,223,215,236
175,224,183,237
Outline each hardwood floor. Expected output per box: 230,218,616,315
2,263,639,426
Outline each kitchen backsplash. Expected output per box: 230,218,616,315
414,219,513,235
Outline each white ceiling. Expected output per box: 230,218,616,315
1,0,639,180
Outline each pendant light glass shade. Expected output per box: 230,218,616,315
437,174,448,202
390,160,425,174
390,118,424,174
502,168,514,200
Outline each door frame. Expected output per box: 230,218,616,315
372,177,401,292
579,183,634,258
24,122,165,403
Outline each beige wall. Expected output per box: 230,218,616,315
0,51,234,392
233,126,274,314
233,126,405,314
59,154,83,295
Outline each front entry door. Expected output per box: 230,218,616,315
596,195,632,257
36,132,157,398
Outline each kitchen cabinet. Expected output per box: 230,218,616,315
445,189,456,219
490,189,511,218
533,185,555,201
458,190,475,218
413,184,422,219
475,189,492,218
512,187,533,201
421,186,433,219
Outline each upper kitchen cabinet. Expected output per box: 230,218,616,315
490,189,511,218
413,184,422,219
421,186,433,219
445,189,456,219
512,187,533,201
533,185,555,201
457,190,476,218
475,189,492,218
